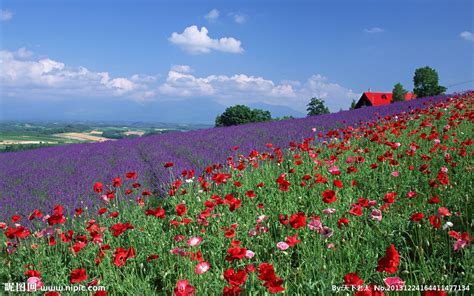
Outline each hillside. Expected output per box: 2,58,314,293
0,93,465,220
0,91,472,295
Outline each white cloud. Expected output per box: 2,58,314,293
0,49,156,99
170,65,193,73
364,27,385,34
459,31,474,41
204,9,219,22
169,25,243,54
1,49,358,111
0,9,13,21
158,65,358,112
232,13,247,24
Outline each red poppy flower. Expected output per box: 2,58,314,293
225,247,247,262
343,272,364,286
224,228,236,238
147,254,159,262
428,196,442,204
28,209,43,221
164,162,174,168
257,263,285,293
126,171,137,179
24,270,41,277
47,213,66,226
174,279,195,296
113,247,136,267
428,215,441,229
245,190,256,198
333,180,343,188
145,207,166,218
410,213,424,221
224,268,247,286
357,198,369,207
176,204,187,216
93,182,103,193
349,205,363,216
322,190,337,203
112,177,122,187
337,217,350,228
69,268,87,283
383,192,397,204
279,214,289,225
75,208,83,216
286,234,301,246
376,244,400,274
289,212,306,229
110,222,134,237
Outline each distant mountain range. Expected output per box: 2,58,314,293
1,98,304,124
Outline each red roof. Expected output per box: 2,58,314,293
363,92,416,106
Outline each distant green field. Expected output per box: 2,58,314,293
0,121,209,152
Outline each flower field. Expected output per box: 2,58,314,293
0,94,452,221
0,92,473,295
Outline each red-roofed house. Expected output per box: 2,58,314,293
354,92,416,108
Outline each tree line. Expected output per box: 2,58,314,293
215,66,447,127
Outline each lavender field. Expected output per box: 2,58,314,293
0,94,455,220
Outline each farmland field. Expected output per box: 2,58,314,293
0,92,472,295
0,122,210,152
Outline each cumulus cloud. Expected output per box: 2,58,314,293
459,31,474,41
0,48,156,100
204,9,219,22
158,65,358,112
0,9,13,21
1,49,358,111
364,27,385,34
169,25,243,54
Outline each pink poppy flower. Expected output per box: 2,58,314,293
323,208,336,215
437,207,451,217
328,166,340,175
194,261,210,274
321,226,333,239
369,209,382,222
245,250,255,259
383,276,405,291
453,239,467,251
277,242,289,250
26,277,44,291
186,237,203,247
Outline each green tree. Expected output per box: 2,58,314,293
413,66,447,98
215,105,272,127
306,98,330,116
350,99,357,110
392,83,408,103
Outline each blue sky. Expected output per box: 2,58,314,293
0,0,473,122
